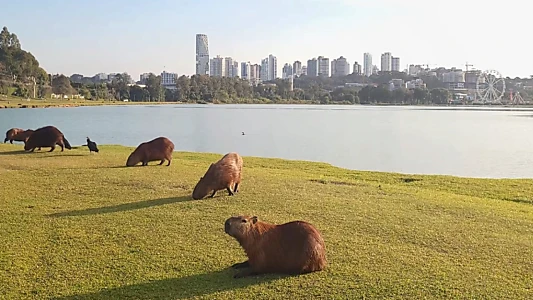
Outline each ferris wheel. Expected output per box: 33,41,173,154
476,70,505,104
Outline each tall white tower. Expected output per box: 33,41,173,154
196,34,209,75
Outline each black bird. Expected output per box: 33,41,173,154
86,137,99,153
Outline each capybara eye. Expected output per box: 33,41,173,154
241,219,247,223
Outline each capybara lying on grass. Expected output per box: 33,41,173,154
192,152,243,200
225,215,327,278
24,126,72,152
126,137,174,167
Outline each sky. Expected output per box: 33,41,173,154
1,0,530,80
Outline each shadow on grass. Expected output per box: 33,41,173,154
36,153,88,157
52,269,284,300
48,196,192,218
0,149,28,155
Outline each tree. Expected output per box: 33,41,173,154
430,88,449,104
413,88,429,104
175,75,190,101
392,88,407,104
52,75,74,97
145,73,163,101
0,27,21,50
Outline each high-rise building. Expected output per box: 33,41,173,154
307,58,318,77
331,56,350,77
381,52,392,72
317,56,329,77
363,53,372,77
391,57,400,72
241,62,251,80
224,57,238,77
293,61,302,77
260,54,277,81
210,55,225,77
233,61,239,78
195,34,209,75
282,63,293,79
301,66,307,76
250,64,261,85
353,62,362,75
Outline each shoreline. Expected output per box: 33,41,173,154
3,99,533,110
0,143,530,180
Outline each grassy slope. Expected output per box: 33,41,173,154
0,144,532,299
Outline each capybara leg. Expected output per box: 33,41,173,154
166,159,171,166
142,161,148,166
9,140,13,144
209,190,217,198
49,146,55,152
231,261,249,269
159,159,165,165
227,187,235,196
234,268,259,279
3,138,6,143
37,147,41,151
234,183,240,193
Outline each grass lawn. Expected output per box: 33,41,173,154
0,96,182,109
0,143,532,299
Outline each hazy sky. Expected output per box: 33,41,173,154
1,0,529,79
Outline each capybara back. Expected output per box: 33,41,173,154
126,137,174,167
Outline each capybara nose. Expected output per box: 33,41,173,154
224,220,230,233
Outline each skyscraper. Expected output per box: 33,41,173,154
331,56,350,77
260,54,277,81
195,34,209,75
391,57,400,72
241,62,251,80
353,62,362,75
307,58,318,77
317,56,330,77
282,63,293,79
363,53,372,77
381,52,392,72
210,55,224,77
224,57,238,77
293,61,302,77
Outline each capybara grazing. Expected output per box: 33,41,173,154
126,137,174,167
4,128,25,144
192,152,243,200
24,126,72,152
224,215,327,278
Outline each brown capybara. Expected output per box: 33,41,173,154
4,128,25,143
24,126,72,152
224,215,327,278
126,137,174,167
192,152,243,200
12,129,35,144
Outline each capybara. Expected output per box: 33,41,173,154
224,215,327,278
192,152,243,200
126,137,174,167
24,126,72,152
4,128,25,143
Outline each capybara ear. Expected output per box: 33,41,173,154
251,216,258,224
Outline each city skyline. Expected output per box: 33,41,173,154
1,0,528,79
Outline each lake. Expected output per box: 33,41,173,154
2,104,533,179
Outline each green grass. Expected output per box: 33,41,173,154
0,97,183,109
0,144,532,299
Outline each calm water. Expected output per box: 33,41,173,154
2,104,533,179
